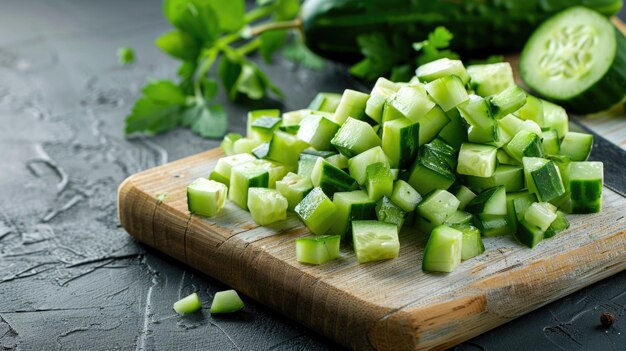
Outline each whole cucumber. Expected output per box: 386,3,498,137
300,0,623,62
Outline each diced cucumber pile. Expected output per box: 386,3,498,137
191,58,603,273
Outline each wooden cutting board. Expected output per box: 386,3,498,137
118,147,626,350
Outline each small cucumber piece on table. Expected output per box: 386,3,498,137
487,85,527,119
331,190,376,237
560,132,593,161
453,185,476,211
474,214,515,237
297,114,340,151
466,165,525,193
212,153,256,187
187,178,227,217
267,131,309,168
407,147,456,195
352,220,399,264
384,85,436,122
417,189,460,226
210,290,244,314
456,143,497,178
233,137,264,154
422,225,463,273
251,116,281,142
505,130,544,164
524,202,557,231
276,172,313,211
173,293,202,314
247,188,288,226
366,78,401,123
541,100,569,137
331,117,381,158
438,108,467,150
542,129,560,156
569,161,603,213
453,224,485,260
311,158,358,196
544,210,570,238
382,118,419,169
221,133,243,156
229,161,270,210
332,89,370,125
467,62,515,97
375,196,406,230
514,95,544,126
465,186,507,216
295,235,341,265
247,109,280,140
515,219,544,249
282,109,311,126
523,157,566,202
391,180,422,213
457,94,495,130
295,187,336,235
308,92,343,113
425,75,469,112
416,58,470,85
444,210,473,226
365,162,393,201
520,6,626,114
348,146,390,185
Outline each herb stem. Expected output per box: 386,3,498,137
236,39,262,56
194,48,219,102
249,18,301,36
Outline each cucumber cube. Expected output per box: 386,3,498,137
422,225,463,273
247,109,280,139
297,153,321,180
542,129,560,156
295,187,336,235
454,225,485,260
250,116,281,141
512,193,540,222
560,132,593,161
233,137,264,154
407,149,456,195
229,161,270,210
523,157,566,202
466,165,524,193
569,161,603,213
213,153,256,187
417,189,460,225
352,221,400,264
330,190,376,237
311,158,358,196
415,106,451,146
473,214,515,237
187,178,228,217
332,89,369,125
438,108,467,150
365,162,393,201
267,131,309,168
487,85,527,119
276,172,313,211
541,100,569,137
382,118,419,169
453,185,477,211
331,117,381,157
348,146,390,185
457,143,497,178
467,123,498,144
220,133,243,156
384,85,436,122
504,130,544,164
308,92,343,113
444,210,473,226
209,171,230,186
247,188,288,225
544,210,570,238
210,290,244,314
515,219,544,249
295,235,341,265
173,293,202,314
251,142,270,159
465,186,507,216
297,114,340,151
325,153,348,170
524,202,557,231
282,109,311,126
366,78,401,123
457,94,494,130
497,149,517,165
514,94,544,126
375,196,407,230
416,58,470,84
425,75,469,112
506,191,534,232
467,62,514,97
422,139,457,169
391,180,422,212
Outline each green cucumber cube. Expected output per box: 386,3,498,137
297,153,321,180
330,190,376,237
391,180,422,212
213,153,256,187
209,171,230,186
515,219,544,249
569,161,603,213
210,290,244,314
173,293,202,314
325,153,348,170
422,138,457,169
251,142,270,159
365,162,393,201
187,178,228,217
375,196,406,230
467,62,514,97
467,122,498,144
497,149,517,165
267,131,309,168
560,132,593,161
250,116,281,141
332,89,369,125
331,117,381,157
352,221,400,264
506,191,534,232
512,193,540,222
311,158,358,196
544,210,570,238
384,85,436,122
348,146,390,185
220,133,243,156
233,137,264,154
282,109,311,126
457,143,497,178
466,165,525,193
247,109,280,139
438,108,467,150
417,189,460,225
276,172,313,211
366,78,401,123
308,92,343,113
454,225,485,260
425,75,469,112
422,225,463,273
414,106,451,146
382,118,419,169
524,202,557,231
444,210,473,226
523,157,566,203
229,161,270,210
247,188,288,226
473,214,515,237
465,186,507,216
416,58,470,84
295,235,341,265
297,114,340,151
294,187,336,235
541,100,569,137
505,130,544,164
542,129,560,156
487,85,527,119
514,94,544,126
453,185,477,211
407,149,456,195
457,94,494,130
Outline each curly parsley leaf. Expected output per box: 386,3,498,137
413,26,459,66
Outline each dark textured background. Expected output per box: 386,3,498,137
0,1,625,350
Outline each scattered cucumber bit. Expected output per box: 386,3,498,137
375,196,406,230
210,290,244,314
455,225,485,260
352,221,400,264
569,161,603,213
295,235,341,265
365,162,394,201
187,178,227,217
422,225,462,273
294,187,336,235
276,172,313,211
331,190,376,238
247,188,288,226
173,293,202,314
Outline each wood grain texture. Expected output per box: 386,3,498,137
118,148,626,350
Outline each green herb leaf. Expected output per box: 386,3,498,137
413,26,459,66
390,65,413,83
219,56,283,100
212,0,245,32
125,97,183,135
273,0,300,20
282,38,325,70
142,80,188,105
350,33,407,80
117,47,135,65
190,104,227,138
164,0,244,33
260,30,288,63
155,31,198,60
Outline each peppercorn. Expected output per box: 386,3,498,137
600,312,616,328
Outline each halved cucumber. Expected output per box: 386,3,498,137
247,188,288,225
519,6,626,113
295,235,341,265
422,225,463,273
352,220,400,264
